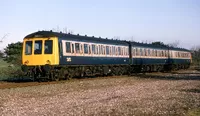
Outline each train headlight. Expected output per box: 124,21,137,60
46,60,51,64
24,60,29,65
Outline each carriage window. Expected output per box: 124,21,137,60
80,44,83,54
112,46,115,55
133,48,135,56
34,40,42,54
98,45,101,54
145,49,147,56
75,43,80,53
25,41,32,55
65,42,71,53
161,51,164,57
84,44,88,54
44,40,53,54
136,48,139,56
92,45,95,54
106,46,109,55
100,45,103,55
121,47,124,56
155,50,158,56
140,49,143,56
125,47,127,55
115,47,118,55
71,43,74,53
118,47,121,55
102,45,105,55
109,46,112,55
96,45,99,54
148,49,151,56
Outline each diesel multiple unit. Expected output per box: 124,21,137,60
21,31,192,81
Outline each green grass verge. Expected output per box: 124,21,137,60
187,108,200,116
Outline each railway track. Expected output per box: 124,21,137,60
0,69,199,89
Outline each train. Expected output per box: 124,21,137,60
21,30,192,81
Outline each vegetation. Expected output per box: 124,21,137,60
3,41,23,66
191,47,200,66
0,42,23,80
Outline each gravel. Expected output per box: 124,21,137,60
0,73,200,116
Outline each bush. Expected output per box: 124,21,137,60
0,66,23,81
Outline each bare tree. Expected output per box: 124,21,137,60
168,40,180,47
51,26,74,34
0,33,9,43
113,36,120,40
68,29,74,34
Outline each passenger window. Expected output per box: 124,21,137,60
34,40,42,54
96,45,99,54
132,48,135,56
88,45,91,54
92,45,96,54
118,47,121,55
65,42,71,53
101,45,103,55
109,47,112,55
115,47,118,55
25,41,32,55
72,43,75,53
136,48,138,56
140,49,143,56
155,50,157,56
144,49,147,56
148,49,151,56
45,40,53,54
80,44,83,54
75,43,80,53
84,44,88,54
106,46,109,55
102,45,105,55
112,46,115,55
99,45,101,54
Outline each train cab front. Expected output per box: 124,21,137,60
21,36,59,80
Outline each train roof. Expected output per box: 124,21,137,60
24,30,191,52
24,31,129,45
130,42,190,52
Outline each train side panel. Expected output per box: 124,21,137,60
58,38,130,65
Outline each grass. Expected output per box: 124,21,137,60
187,109,200,116
0,59,22,81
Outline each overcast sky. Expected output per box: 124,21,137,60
0,0,199,50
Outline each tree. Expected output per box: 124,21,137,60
152,41,168,47
3,42,23,65
190,46,200,66
0,50,4,58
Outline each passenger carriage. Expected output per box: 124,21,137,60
22,31,130,80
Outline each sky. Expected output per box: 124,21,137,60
0,0,200,50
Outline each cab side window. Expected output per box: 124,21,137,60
25,41,32,55
44,40,53,54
